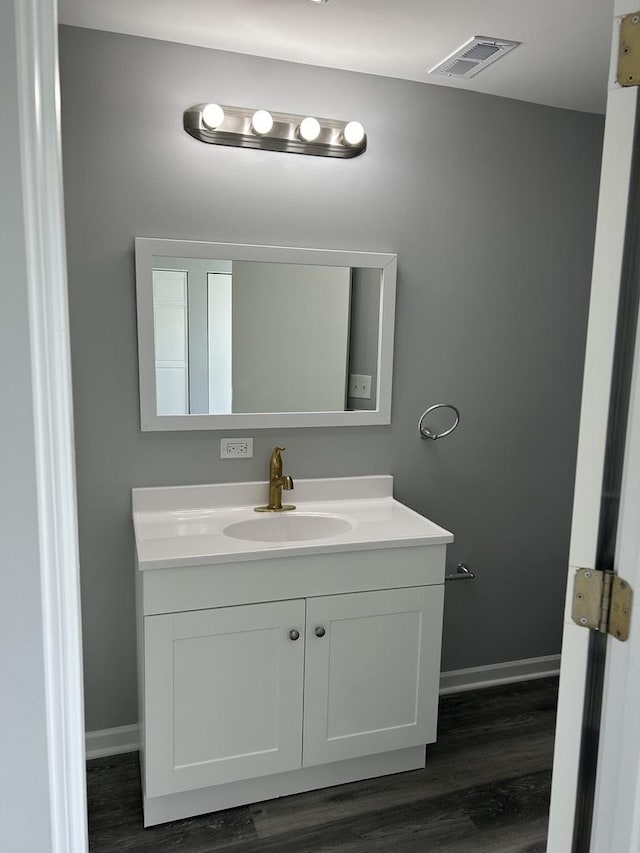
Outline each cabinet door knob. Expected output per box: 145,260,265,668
289,629,300,641
315,626,326,638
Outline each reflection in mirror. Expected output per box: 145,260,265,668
151,257,381,417
136,239,396,430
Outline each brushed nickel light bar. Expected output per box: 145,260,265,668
183,103,367,159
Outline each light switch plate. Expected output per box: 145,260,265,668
349,374,372,399
220,438,254,458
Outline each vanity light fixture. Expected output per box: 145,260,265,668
183,102,367,158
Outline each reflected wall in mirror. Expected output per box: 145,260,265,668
135,239,397,430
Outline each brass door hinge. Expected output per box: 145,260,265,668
572,569,633,641
618,13,640,87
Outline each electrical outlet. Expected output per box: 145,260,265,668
220,438,254,459
348,373,372,399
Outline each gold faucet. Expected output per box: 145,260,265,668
255,446,295,512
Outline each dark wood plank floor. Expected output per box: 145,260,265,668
87,677,558,853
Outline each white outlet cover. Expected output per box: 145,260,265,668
349,374,372,399
220,437,254,458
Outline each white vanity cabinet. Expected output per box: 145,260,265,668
144,599,306,797
133,476,454,826
303,586,444,767
142,585,443,805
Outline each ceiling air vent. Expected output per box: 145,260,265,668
429,36,520,79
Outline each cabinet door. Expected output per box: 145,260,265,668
144,599,305,796
303,586,444,767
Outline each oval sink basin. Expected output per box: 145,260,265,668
223,513,353,543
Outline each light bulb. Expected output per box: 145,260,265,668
251,109,274,135
202,103,225,130
343,121,365,146
299,116,321,142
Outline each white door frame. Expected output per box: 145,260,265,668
548,3,640,850
12,0,88,850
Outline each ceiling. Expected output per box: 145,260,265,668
58,0,614,114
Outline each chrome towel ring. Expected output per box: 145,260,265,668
418,403,460,440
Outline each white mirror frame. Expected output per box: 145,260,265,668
135,238,397,430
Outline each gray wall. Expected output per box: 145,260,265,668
1,4,54,848
59,26,604,732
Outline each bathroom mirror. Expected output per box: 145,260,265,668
135,238,397,430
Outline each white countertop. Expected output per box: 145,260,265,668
133,476,454,570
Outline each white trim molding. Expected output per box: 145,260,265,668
15,0,88,850
439,654,561,695
86,725,141,760
85,655,561,760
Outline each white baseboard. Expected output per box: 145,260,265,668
85,724,140,760
439,653,561,696
84,655,560,759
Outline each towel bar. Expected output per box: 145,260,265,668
445,563,475,582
